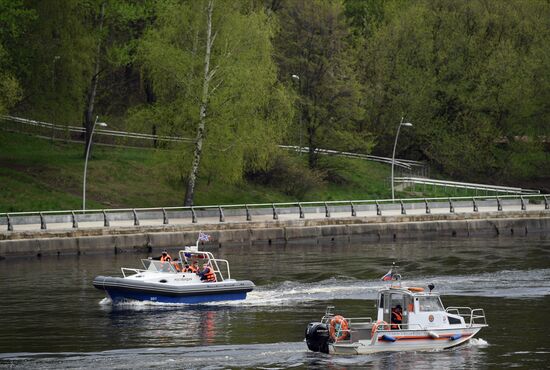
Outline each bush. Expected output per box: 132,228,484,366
246,152,324,199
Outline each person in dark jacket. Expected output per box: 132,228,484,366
199,263,216,282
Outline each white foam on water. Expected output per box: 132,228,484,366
468,338,489,347
98,297,111,305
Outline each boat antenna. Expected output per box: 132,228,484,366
392,262,402,280
390,262,402,287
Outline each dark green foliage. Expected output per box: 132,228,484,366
274,0,371,168
246,152,325,198
358,0,550,180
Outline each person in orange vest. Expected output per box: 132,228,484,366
199,263,216,283
189,261,199,273
171,259,182,272
391,305,403,329
159,250,172,262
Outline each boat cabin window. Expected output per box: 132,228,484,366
418,296,444,312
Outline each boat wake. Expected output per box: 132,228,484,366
226,268,550,306
98,268,550,308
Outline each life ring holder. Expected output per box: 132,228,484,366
329,315,349,342
371,320,389,337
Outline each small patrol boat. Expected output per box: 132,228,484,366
305,268,487,355
93,234,255,304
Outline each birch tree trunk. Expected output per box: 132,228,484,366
83,2,106,158
184,0,215,206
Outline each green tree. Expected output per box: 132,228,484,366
274,0,369,169
11,0,97,124
136,0,291,205
359,0,550,180
0,0,35,114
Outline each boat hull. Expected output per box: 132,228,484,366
330,327,483,355
93,275,254,304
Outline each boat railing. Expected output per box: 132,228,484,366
347,317,373,325
446,306,487,326
210,258,231,281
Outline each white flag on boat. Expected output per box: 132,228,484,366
198,232,211,242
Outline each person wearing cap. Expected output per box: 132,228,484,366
199,263,216,282
159,250,172,262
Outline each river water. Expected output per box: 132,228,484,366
1,236,549,369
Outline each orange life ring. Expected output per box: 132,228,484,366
329,315,349,342
408,287,425,292
371,320,389,336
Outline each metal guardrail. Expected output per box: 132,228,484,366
395,177,540,195
1,194,548,232
280,145,426,170
2,115,425,170
1,115,193,143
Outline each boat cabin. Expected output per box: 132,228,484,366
376,285,463,329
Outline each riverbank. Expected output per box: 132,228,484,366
1,210,548,258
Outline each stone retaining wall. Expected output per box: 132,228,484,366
1,211,548,258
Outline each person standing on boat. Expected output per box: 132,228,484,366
391,305,403,329
160,250,172,262
199,263,216,282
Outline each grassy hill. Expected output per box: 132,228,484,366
0,131,399,212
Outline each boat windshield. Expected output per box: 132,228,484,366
418,296,444,312
141,259,176,273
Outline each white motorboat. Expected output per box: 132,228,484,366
93,234,254,304
305,273,487,355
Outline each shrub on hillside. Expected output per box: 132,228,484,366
246,153,324,198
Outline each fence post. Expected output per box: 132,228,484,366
376,201,382,216
520,196,526,211
448,198,454,213
218,206,225,222
299,203,304,219
400,200,406,215
272,204,278,220
133,209,140,226
40,212,47,230
6,214,13,232
325,202,331,218
350,202,356,217
424,199,431,214
245,205,251,221
162,208,169,225
472,198,478,212
191,207,197,223
71,211,78,228
103,210,110,227
496,197,502,211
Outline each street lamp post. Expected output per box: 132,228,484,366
391,117,413,200
291,74,302,155
82,116,107,211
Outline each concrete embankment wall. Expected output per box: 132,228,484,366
1,211,549,258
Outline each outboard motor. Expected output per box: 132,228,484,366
305,322,329,354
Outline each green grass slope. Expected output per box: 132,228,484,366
0,131,400,212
